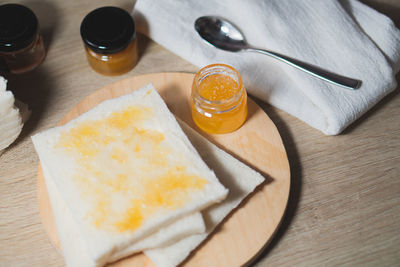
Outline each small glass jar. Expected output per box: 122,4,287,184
80,6,139,76
191,63,248,134
0,4,46,74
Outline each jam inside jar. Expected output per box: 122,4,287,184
191,63,247,134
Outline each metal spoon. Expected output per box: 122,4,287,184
195,16,361,90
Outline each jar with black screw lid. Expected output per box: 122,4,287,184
80,6,139,76
0,4,46,74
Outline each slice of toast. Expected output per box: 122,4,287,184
109,212,204,262
32,84,228,266
144,120,265,267
42,160,206,266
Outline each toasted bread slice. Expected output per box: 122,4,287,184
32,84,228,266
144,120,265,267
42,160,206,266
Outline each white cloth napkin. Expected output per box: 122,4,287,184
133,0,400,135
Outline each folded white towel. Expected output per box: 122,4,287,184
133,0,400,135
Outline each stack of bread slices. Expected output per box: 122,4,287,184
32,84,265,267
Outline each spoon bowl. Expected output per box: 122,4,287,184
194,16,361,89
195,16,246,52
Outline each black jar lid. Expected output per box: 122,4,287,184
0,4,39,52
80,6,136,55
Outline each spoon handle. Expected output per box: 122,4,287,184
246,48,361,89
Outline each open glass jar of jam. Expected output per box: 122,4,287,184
191,63,248,134
80,6,138,76
0,4,46,74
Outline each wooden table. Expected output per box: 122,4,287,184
1,0,399,266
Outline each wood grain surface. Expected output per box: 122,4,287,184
1,0,400,266
37,72,290,267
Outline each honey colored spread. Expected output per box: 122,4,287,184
56,105,207,232
84,40,138,76
191,64,248,134
80,7,139,76
198,74,239,101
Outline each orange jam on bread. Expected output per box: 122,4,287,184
191,64,247,134
56,105,207,232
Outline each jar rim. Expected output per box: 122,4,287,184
192,63,244,113
0,4,39,52
80,6,136,55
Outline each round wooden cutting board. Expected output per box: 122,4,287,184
37,72,290,267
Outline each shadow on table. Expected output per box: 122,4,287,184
5,66,56,150
20,0,61,52
248,96,303,266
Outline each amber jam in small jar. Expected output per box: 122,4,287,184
80,7,138,76
191,64,248,134
0,4,46,74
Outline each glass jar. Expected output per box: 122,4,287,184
0,4,46,74
191,63,247,134
80,6,138,76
